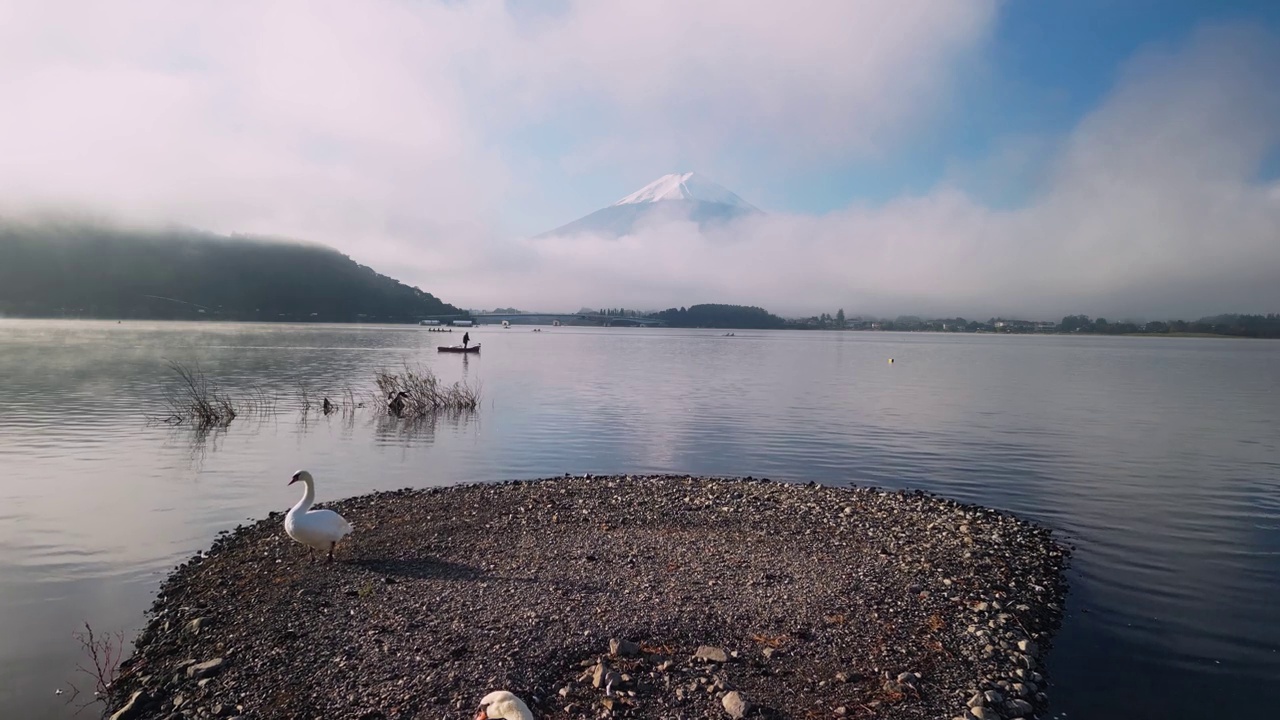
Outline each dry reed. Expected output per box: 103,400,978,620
159,360,238,427
155,362,472,430
374,364,480,417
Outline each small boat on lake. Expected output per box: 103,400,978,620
438,344,480,354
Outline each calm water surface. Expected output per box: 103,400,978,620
1,320,1278,719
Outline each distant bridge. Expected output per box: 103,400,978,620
418,312,664,326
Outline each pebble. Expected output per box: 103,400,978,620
592,662,609,688
103,475,1068,720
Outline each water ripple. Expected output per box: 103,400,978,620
0,321,1278,719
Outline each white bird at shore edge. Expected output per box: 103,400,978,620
284,470,353,562
475,691,533,720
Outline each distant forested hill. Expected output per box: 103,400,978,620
651,303,787,329
0,220,463,322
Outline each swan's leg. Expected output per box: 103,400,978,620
309,546,316,563
327,541,335,563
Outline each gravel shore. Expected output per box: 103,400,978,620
107,475,1069,720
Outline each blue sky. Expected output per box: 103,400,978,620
2,0,1279,317
511,0,1280,232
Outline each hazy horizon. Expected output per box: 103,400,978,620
2,2,1279,320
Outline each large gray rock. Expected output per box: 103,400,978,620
1006,698,1034,717
721,690,750,719
186,658,225,680
694,646,729,663
109,690,148,720
609,638,640,657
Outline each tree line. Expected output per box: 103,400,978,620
652,304,1280,337
1057,314,1280,338
650,304,787,329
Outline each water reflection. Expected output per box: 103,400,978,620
0,320,1278,720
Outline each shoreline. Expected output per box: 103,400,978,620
107,475,1069,720
2,316,1275,339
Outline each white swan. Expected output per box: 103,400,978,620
284,470,352,562
474,691,533,720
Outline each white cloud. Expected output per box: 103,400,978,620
493,0,998,169
0,0,507,241
0,3,1276,319
0,0,992,225
463,25,1280,319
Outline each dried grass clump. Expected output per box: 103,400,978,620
160,360,238,427
374,364,479,417
153,361,474,432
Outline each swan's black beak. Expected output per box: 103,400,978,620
288,476,299,486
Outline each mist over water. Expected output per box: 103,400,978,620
0,320,1278,719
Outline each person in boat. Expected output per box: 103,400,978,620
462,331,471,348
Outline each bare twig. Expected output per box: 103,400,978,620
67,622,124,713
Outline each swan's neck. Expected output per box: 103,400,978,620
291,480,315,514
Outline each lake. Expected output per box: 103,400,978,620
0,319,1277,719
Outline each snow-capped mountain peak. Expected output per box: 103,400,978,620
536,171,761,238
613,172,756,210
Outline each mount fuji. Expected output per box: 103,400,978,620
536,172,761,238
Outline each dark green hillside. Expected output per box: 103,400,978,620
0,220,462,322
651,303,787,329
